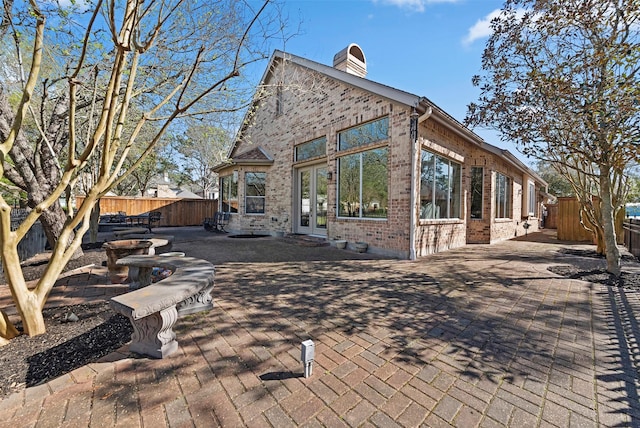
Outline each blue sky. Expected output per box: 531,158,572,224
270,0,531,164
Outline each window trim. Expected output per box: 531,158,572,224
419,149,462,220
495,171,512,219
470,166,484,220
244,172,266,215
294,136,327,162
528,181,536,217
336,147,389,220
219,174,238,214
275,83,283,116
337,117,389,152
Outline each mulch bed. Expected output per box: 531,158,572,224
0,302,132,398
0,242,130,399
549,248,640,291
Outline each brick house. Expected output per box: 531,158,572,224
214,44,547,259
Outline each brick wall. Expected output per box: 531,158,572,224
221,59,540,258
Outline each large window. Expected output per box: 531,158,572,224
470,167,483,219
245,172,266,214
495,172,512,219
420,150,461,219
337,118,389,219
338,117,389,151
220,175,238,213
295,137,326,162
338,148,388,218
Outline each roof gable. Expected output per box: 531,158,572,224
230,49,546,187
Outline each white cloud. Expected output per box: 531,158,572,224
44,0,91,10
463,8,530,47
375,0,459,13
462,8,502,46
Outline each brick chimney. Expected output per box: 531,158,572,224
333,43,367,78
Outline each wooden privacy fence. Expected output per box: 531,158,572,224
0,209,47,271
557,197,624,243
623,218,640,260
544,203,558,229
75,196,218,227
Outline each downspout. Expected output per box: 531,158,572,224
409,106,433,260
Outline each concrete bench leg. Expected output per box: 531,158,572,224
128,306,179,358
177,283,214,316
128,266,153,290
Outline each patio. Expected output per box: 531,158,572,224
0,227,639,427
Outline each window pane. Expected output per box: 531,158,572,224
338,148,389,219
506,178,512,218
338,153,360,217
420,150,435,219
245,172,266,197
470,167,483,219
295,137,326,162
497,174,505,218
362,148,388,218
245,198,265,214
316,168,328,228
450,162,461,218
495,172,511,219
300,170,310,227
420,150,460,220
434,156,451,219
338,117,389,151
220,175,238,213
528,182,535,215
245,172,265,214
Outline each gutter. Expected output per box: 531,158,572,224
409,106,433,260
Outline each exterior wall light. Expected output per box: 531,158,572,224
410,108,419,142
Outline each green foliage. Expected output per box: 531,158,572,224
534,160,574,198
466,0,640,171
626,174,640,203
171,122,232,197
465,0,640,274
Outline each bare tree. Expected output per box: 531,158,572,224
466,0,640,276
0,0,284,343
172,123,231,198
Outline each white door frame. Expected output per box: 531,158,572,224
295,164,328,236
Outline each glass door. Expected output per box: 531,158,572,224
297,165,328,236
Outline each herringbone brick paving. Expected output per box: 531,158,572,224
0,228,639,427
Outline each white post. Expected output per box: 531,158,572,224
301,340,315,378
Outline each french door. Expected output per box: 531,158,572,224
296,165,328,236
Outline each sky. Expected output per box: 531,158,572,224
267,0,532,164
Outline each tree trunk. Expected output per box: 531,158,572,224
13,292,46,336
599,167,621,276
38,203,84,259
89,202,100,243
0,310,19,344
0,239,47,336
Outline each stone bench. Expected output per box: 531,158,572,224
113,227,149,237
109,255,215,358
116,234,174,254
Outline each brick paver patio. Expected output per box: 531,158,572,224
0,228,639,427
